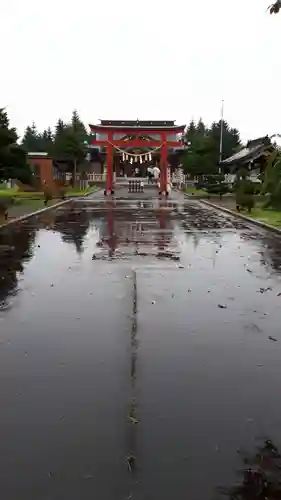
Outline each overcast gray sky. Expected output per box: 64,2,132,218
2,0,280,142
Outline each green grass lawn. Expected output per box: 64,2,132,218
185,187,281,229
0,185,99,225
0,189,44,198
0,185,98,199
247,207,281,228
66,186,97,197
0,198,61,225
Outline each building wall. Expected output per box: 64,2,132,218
28,157,54,188
87,161,103,174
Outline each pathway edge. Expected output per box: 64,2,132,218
0,199,70,229
197,197,281,236
0,188,103,230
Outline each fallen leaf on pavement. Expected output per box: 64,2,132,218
128,417,139,424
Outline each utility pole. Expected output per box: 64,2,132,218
73,157,77,188
219,100,224,172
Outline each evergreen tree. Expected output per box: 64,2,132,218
53,119,67,157
54,116,85,159
0,108,31,183
53,114,87,186
263,150,281,208
183,134,218,176
183,118,240,177
21,122,41,152
20,112,89,185
71,110,87,140
207,120,240,162
196,118,206,136
54,119,66,141
39,128,54,154
60,126,85,163
46,127,53,142
185,120,197,142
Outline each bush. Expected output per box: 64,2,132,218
236,192,255,212
252,182,262,194
57,186,67,200
205,182,229,198
0,196,14,219
43,185,53,205
232,180,240,192
195,182,207,190
243,180,255,195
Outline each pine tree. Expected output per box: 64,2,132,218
0,108,31,183
263,150,281,209
46,127,53,142
183,119,241,177
269,1,281,13
39,128,53,154
53,119,67,157
196,118,206,136
21,122,41,152
71,110,88,143
207,120,240,162
55,119,66,140
53,115,87,186
185,120,197,142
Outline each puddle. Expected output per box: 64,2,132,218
1,196,281,499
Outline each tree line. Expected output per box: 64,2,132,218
21,110,89,162
0,108,91,184
0,107,276,195
269,1,281,13
183,118,240,176
0,106,242,184
0,108,30,184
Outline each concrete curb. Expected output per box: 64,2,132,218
0,188,103,230
0,199,70,230
66,188,101,199
80,188,102,199
198,198,281,236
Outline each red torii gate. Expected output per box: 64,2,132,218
89,120,186,196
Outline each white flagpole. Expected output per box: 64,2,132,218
219,99,224,166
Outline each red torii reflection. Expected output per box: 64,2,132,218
157,200,172,252
97,200,173,257
96,201,119,258
104,201,118,257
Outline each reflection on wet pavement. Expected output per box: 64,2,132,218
1,194,281,499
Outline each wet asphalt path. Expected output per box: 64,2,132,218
1,190,281,499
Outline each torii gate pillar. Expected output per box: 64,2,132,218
104,136,114,196
160,140,168,195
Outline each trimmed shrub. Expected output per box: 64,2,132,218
43,185,53,206
206,183,229,196
57,186,67,200
195,182,206,190
252,182,262,195
236,192,255,213
0,196,14,220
